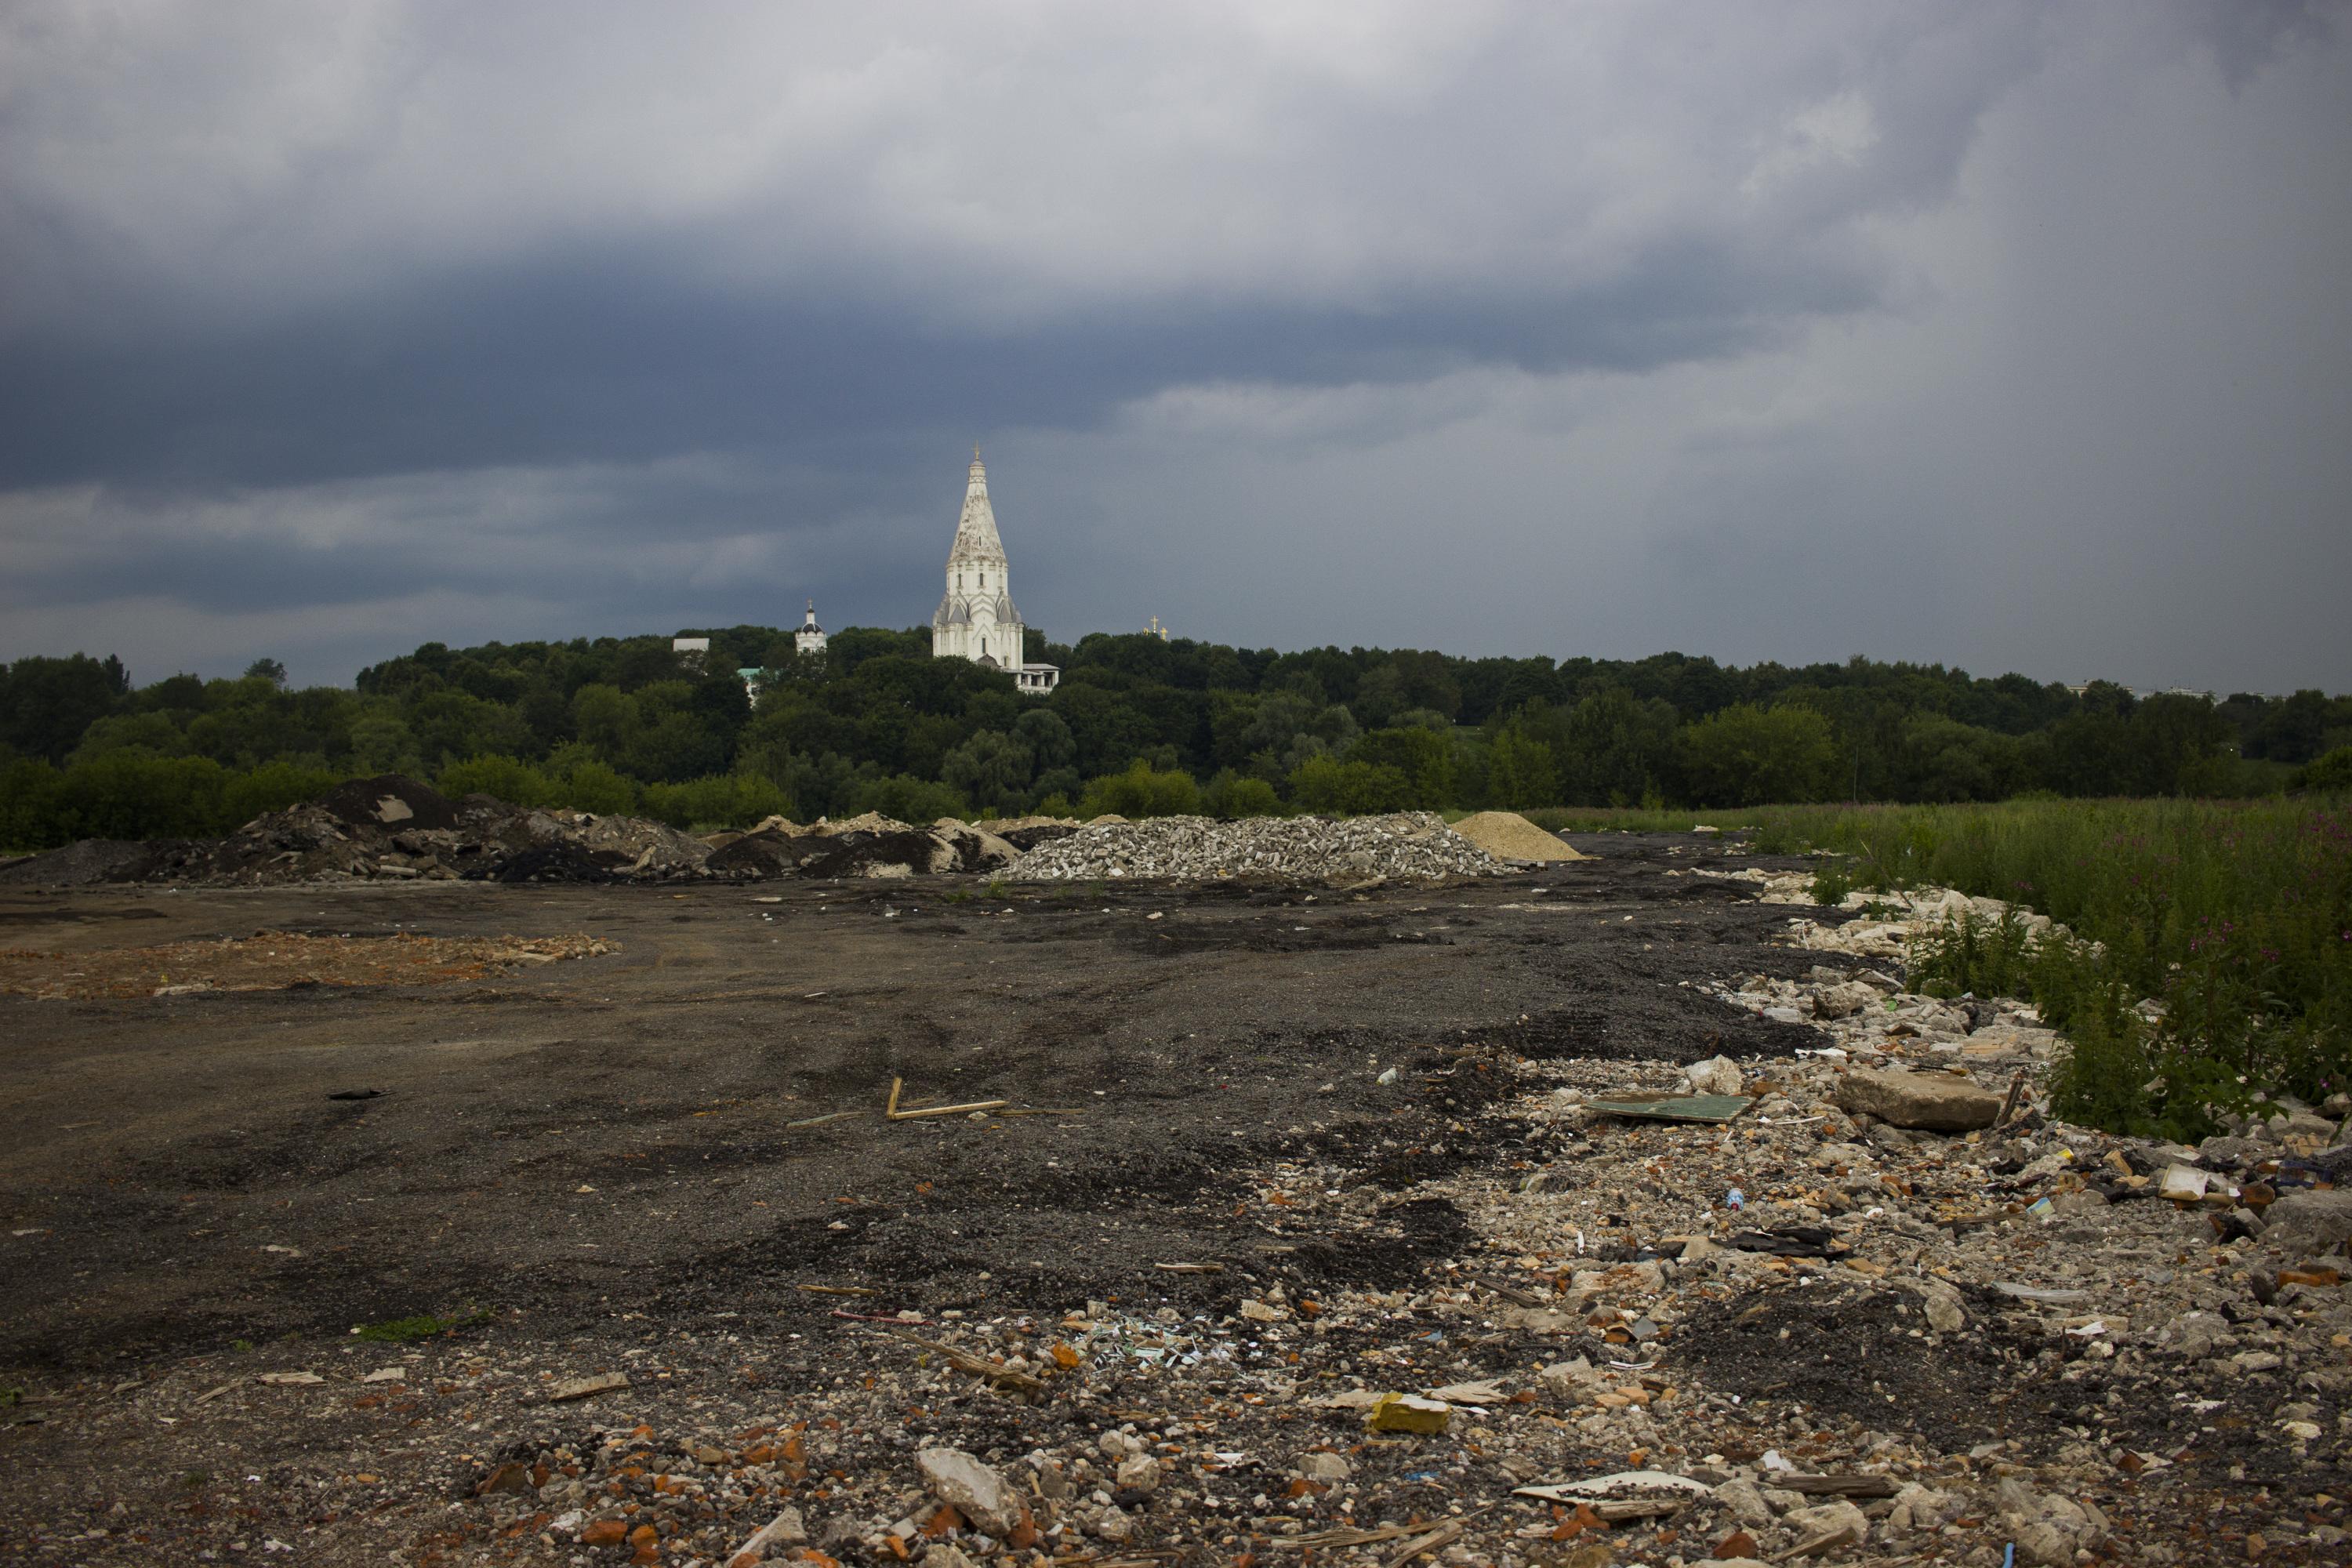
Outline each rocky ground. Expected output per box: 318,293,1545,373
1,833,2346,1566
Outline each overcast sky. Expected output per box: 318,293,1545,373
2,1,2347,692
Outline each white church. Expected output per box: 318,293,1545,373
930,448,1058,694
703,450,1061,699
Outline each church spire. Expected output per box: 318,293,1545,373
949,445,1005,562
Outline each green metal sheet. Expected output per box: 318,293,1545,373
1585,1093,1753,1124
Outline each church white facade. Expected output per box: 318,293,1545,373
932,450,1058,695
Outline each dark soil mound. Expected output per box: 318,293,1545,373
476,844,620,884
314,775,459,832
1671,1282,2035,1451
996,823,1079,851
705,830,822,879
0,839,187,887
794,829,946,878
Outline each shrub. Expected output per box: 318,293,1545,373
56,753,230,840
1906,907,2037,1000
1203,769,1283,819
219,760,343,832
437,754,557,809
550,760,641,816
1078,761,1201,819
641,773,795,830
853,772,968,825
2293,746,2352,795
0,757,64,851
1287,756,1410,815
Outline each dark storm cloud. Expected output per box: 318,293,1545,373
0,231,1885,491
2,1,2347,689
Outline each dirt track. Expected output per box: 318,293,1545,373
1,840,1803,1373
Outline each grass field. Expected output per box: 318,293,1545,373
1701,798,2350,1138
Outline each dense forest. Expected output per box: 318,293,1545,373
3,627,2349,848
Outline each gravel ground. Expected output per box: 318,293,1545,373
0,833,2343,1566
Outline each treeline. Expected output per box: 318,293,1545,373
2,630,2348,848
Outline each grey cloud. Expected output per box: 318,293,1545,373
1,1,2346,692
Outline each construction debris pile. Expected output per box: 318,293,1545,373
0,775,714,887
0,778,1040,888
709,818,1018,881
1007,811,1504,883
2,780,1557,891
154,960,2350,1566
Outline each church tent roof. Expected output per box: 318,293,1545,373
946,451,1007,565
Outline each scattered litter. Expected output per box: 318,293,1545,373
2160,1164,2210,1200
1584,1093,1752,1124
884,1076,1009,1121
1424,1379,1507,1406
1365,1392,1450,1434
1992,1283,2091,1305
546,1372,630,1403
1521,1469,1714,1498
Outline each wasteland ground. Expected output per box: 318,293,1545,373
0,837,2337,1566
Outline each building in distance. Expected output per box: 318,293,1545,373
931,449,1058,695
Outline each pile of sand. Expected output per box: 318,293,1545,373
1447,811,1589,863
804,811,912,837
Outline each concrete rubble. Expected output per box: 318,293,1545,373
273,941,2348,1566
5,833,2344,1565
1007,811,1504,883
0,777,1042,888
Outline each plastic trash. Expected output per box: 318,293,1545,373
1725,1187,1746,1210
1365,1393,1450,1434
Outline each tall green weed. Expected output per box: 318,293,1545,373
1768,799,2350,1137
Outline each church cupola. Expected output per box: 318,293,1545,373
794,597,828,656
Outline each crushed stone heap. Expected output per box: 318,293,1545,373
1005,811,1502,883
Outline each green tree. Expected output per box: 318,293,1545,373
1078,761,1201,818
1288,756,1411,814
437,755,557,808
1485,727,1561,809
0,654,129,763
1679,703,1839,807
1013,707,1077,772
1558,685,1679,806
941,729,1035,813
1349,726,1457,807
